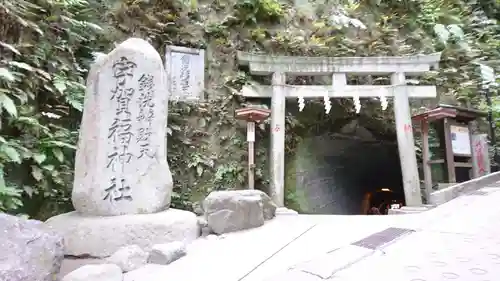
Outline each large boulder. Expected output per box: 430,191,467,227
0,213,64,281
203,190,277,234
45,208,199,257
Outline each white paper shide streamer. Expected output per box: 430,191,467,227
353,94,361,114
380,93,388,111
298,95,305,112
324,95,332,114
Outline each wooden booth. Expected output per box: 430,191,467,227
412,104,491,201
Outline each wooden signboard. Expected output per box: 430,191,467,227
165,46,205,101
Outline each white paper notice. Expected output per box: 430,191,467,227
450,125,471,155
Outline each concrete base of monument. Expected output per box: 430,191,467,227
45,208,199,258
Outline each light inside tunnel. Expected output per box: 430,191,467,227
286,135,406,215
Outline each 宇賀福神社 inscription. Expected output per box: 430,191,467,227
104,56,136,202
136,74,156,159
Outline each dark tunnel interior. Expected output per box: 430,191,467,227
292,137,406,215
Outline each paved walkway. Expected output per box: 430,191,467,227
124,182,500,281
263,183,500,281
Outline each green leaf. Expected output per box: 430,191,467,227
85,22,103,31
0,94,18,117
190,0,198,10
0,68,15,82
0,41,21,55
33,153,47,164
198,118,207,128
8,61,34,72
54,80,67,94
47,140,76,150
0,167,6,187
197,165,204,177
35,69,51,80
42,165,55,171
434,24,450,44
31,166,44,182
52,148,64,162
1,145,21,164
447,24,464,40
23,185,34,197
67,98,83,112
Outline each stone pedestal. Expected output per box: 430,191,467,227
45,209,199,258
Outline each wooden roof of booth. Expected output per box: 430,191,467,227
412,104,487,123
235,107,271,122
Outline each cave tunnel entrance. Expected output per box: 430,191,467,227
284,101,406,215
287,135,405,215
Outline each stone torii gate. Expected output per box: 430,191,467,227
237,51,442,208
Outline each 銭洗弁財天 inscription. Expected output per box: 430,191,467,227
136,73,156,159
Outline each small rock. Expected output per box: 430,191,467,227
106,245,148,272
197,216,212,236
62,264,122,281
206,234,219,240
148,242,186,265
192,201,204,216
59,258,105,278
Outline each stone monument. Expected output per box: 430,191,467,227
45,38,199,264
72,37,172,216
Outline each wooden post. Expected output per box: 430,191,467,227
247,121,256,190
391,72,422,206
468,121,475,179
443,118,456,183
421,119,433,202
270,72,286,207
